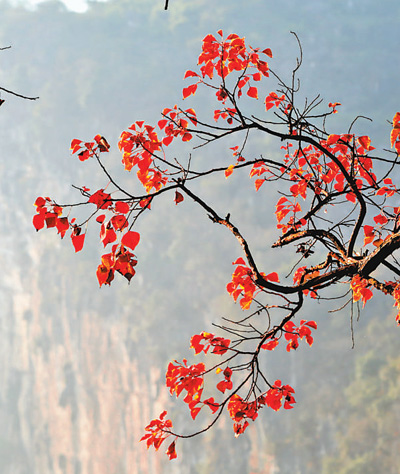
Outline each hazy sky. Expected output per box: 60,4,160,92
19,0,89,12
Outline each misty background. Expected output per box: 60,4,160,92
1,0,400,473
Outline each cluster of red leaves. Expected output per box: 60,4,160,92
216,366,233,393
376,177,396,198
70,134,110,161
159,105,197,144
190,331,230,355
226,258,259,310
265,91,285,111
118,121,168,193
249,160,272,191
227,380,295,437
275,196,305,234
96,240,138,286
33,196,85,252
319,133,376,202
183,30,275,127
351,275,373,307
292,266,320,298
33,29,400,463
33,196,68,236
141,411,177,460
165,359,218,420
223,145,247,178
226,258,280,309
283,320,317,352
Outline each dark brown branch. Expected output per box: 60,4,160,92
0,86,39,101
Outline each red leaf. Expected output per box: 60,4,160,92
184,70,199,79
33,213,45,231
174,191,184,205
264,272,279,282
34,196,46,207
255,179,264,191
225,165,234,178
71,233,85,252
261,339,279,351
263,48,273,58
358,135,373,151
305,320,317,330
183,84,197,99
114,201,130,214
247,86,258,99
374,214,388,225
89,189,112,209
121,231,140,251
70,139,82,153
56,217,69,238
163,136,174,147
165,441,177,460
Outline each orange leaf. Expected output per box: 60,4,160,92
254,179,264,191
225,165,235,178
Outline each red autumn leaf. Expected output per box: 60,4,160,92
183,84,197,99
183,70,199,79
261,339,279,351
34,196,47,207
110,214,128,231
71,233,85,253
70,138,82,154
121,231,140,251
358,135,373,151
88,189,112,209
225,165,234,178
247,86,258,99
264,272,280,283
33,213,45,231
56,217,69,238
203,397,219,413
263,47,273,58
100,225,117,247
94,135,110,152
305,320,317,330
45,213,57,228
162,136,174,147
78,150,90,161
174,191,184,205
165,441,177,460
254,179,265,191
374,213,388,226
114,201,130,214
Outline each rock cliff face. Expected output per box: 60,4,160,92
0,239,175,474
